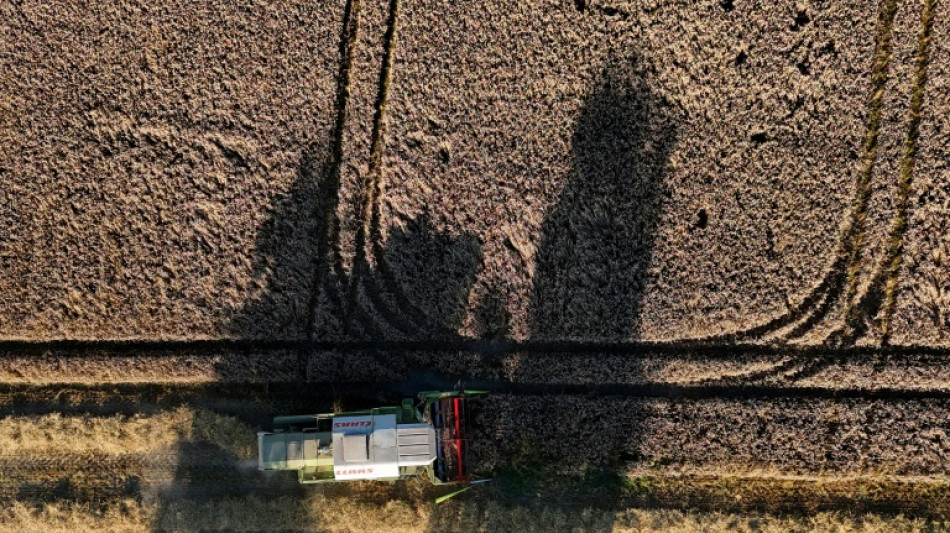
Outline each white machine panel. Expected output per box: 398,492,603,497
332,414,401,480
396,423,437,466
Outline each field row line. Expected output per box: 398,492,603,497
5,337,950,357
524,474,950,518
5,376,950,407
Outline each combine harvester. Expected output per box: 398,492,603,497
258,391,484,486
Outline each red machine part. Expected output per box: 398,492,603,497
433,395,470,483
454,397,463,481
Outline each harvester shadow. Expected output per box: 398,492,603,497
151,431,309,531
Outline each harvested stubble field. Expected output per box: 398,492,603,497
3,386,950,531
2,0,950,529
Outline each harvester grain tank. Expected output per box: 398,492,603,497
257,391,483,484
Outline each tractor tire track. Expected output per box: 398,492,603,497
343,0,456,338
829,0,936,346
346,0,413,337
878,0,937,344
300,0,363,378
344,281,398,340
359,270,428,336
709,0,935,387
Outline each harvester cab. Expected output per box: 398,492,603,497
257,390,484,485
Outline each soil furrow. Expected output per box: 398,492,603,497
6,338,950,359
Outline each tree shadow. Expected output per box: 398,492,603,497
454,52,676,530
226,145,483,371
355,212,483,339
227,144,344,342
529,53,676,341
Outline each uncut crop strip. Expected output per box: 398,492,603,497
6,455,950,519
6,337,950,360
5,376,950,416
519,475,950,518
0,382,359,419
8,341,950,397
